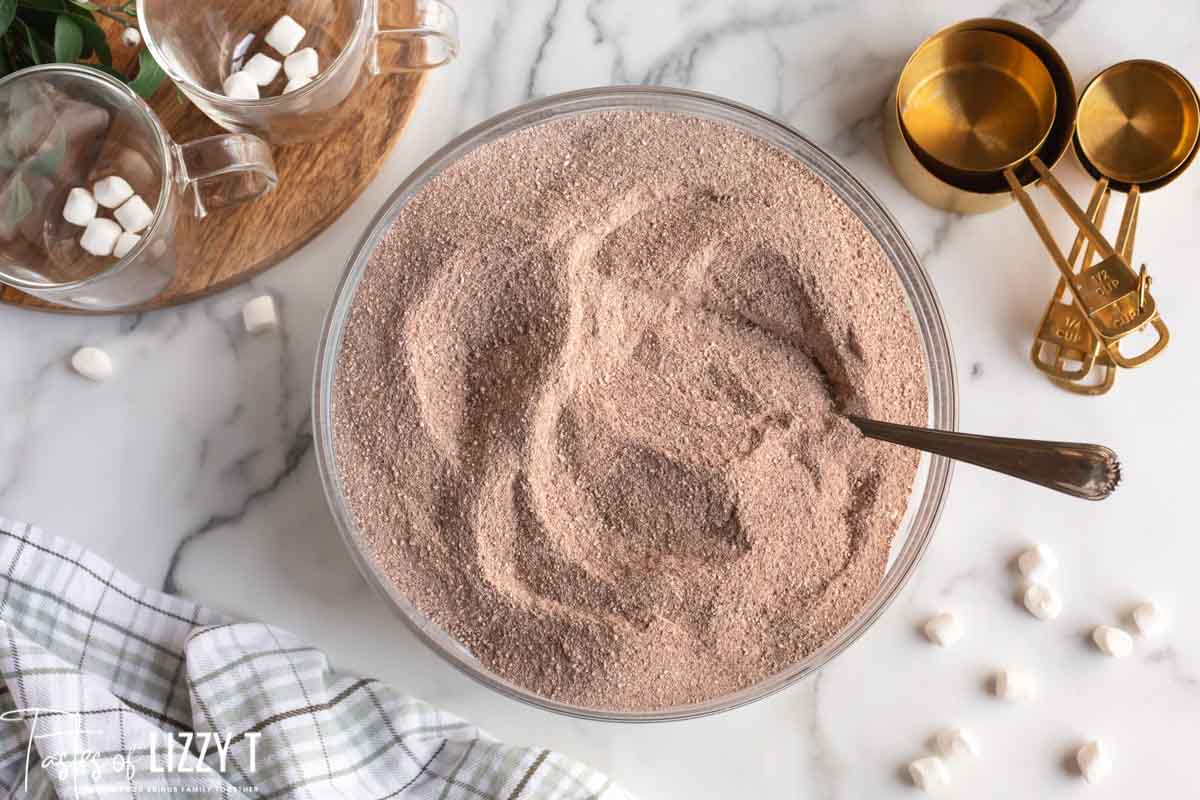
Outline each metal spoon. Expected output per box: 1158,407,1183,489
847,416,1120,501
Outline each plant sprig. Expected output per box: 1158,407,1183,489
0,0,166,98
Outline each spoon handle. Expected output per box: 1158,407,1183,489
846,416,1121,501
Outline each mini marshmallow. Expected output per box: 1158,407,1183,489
79,217,122,256
1023,583,1062,621
63,187,97,226
1092,625,1133,657
115,195,155,233
284,47,319,80
1132,600,1168,637
1017,543,1057,582
907,756,950,793
1076,740,1111,784
284,76,312,94
994,668,1037,703
935,727,979,759
923,611,962,647
223,71,260,100
70,346,114,382
243,53,282,86
265,15,306,56
113,232,141,259
242,294,278,334
94,175,135,209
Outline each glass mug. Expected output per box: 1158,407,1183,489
0,65,276,310
138,0,459,145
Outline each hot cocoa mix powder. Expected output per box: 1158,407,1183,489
332,110,928,711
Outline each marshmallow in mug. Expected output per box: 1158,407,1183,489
80,218,122,257
63,187,98,226
225,18,321,98
113,232,141,259
265,15,306,56
115,195,155,234
285,48,319,81
94,176,134,209
284,76,313,94
223,71,260,100
243,53,283,86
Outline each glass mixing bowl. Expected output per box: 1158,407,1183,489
313,86,958,722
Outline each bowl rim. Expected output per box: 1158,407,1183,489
312,85,959,723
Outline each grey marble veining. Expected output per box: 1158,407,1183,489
3,0,1200,796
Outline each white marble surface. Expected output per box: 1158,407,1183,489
3,0,1199,796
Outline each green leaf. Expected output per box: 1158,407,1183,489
53,13,81,61
12,18,43,64
19,11,58,44
65,2,95,22
62,3,95,57
73,13,107,64
0,0,16,38
0,34,19,74
127,45,165,98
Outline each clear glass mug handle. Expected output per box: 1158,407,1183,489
173,133,278,219
369,0,459,74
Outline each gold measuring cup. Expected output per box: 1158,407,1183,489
898,30,1057,183
1063,60,1198,371
884,18,1077,213
894,27,1166,369
1076,60,1200,192
1029,61,1197,386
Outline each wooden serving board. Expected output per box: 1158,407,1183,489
0,2,426,314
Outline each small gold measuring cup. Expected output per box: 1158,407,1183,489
1076,60,1200,192
898,30,1057,184
1032,60,1198,388
885,18,1077,213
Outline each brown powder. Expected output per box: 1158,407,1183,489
332,110,928,711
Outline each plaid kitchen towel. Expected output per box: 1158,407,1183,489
0,518,633,800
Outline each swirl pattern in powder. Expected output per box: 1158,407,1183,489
332,110,928,711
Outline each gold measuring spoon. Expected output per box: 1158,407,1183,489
848,416,1120,501
1067,59,1200,369
1030,183,1113,387
1045,187,1132,396
1006,156,1161,347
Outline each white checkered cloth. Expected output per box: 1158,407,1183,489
0,519,633,800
